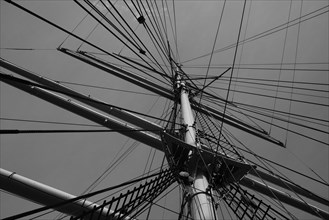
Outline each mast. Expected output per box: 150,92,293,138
2,58,329,219
176,71,217,220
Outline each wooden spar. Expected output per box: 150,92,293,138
58,49,284,147
240,177,329,219
0,168,131,220
1,60,328,218
0,57,162,135
0,73,163,151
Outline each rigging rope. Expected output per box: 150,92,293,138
0,72,174,124
217,0,247,153
2,169,172,220
0,128,165,134
182,5,329,64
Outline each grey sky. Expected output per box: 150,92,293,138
1,0,328,219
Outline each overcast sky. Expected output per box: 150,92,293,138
1,0,328,219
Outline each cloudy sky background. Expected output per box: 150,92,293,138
1,0,328,219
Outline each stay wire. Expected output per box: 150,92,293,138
286,147,329,184
228,100,328,128
147,0,169,54
206,76,329,86
203,131,329,187
79,51,171,90
197,0,227,115
196,111,228,155
140,0,170,57
54,141,140,220
0,73,177,125
231,100,328,124
206,83,329,107
191,97,268,138
112,52,172,85
103,0,172,79
185,65,329,72
164,0,179,62
0,48,55,51
0,129,167,135
3,0,168,90
182,5,329,64
77,0,120,50
153,0,169,45
186,66,329,87
148,149,158,175
122,0,138,20
162,0,169,43
77,0,140,54
225,127,329,187
249,190,295,219
58,80,157,97
203,83,329,107
142,96,162,176
234,183,294,219
202,96,328,150
217,0,247,153
226,131,326,219
84,143,143,201
77,52,172,68
285,0,303,147
231,0,252,101
70,164,171,220
140,0,174,68
200,81,328,113
145,194,192,220
79,50,172,88
172,0,180,63
137,21,173,76
30,209,57,220
138,11,172,70
223,134,315,220
208,83,328,103
131,0,143,16
105,0,169,71
194,106,247,193
130,183,179,220
80,140,138,195
239,144,329,189
98,0,141,49
225,98,329,135
3,168,171,220
195,80,268,133
269,0,297,132
183,61,329,69
75,0,167,79
202,95,329,146
77,13,104,51
0,117,101,128
3,0,326,213
64,164,171,220
207,78,329,95
195,124,326,216
58,0,101,48
143,147,155,179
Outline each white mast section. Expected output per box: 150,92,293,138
179,76,217,220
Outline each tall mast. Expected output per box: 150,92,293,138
176,70,217,220
2,58,329,219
